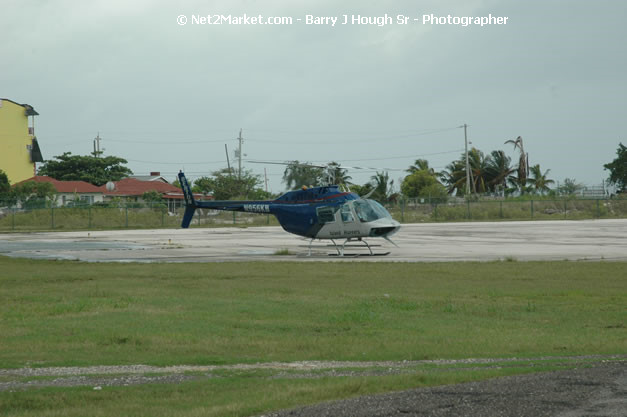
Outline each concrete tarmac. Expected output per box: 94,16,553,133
1,219,626,262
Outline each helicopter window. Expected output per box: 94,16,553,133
316,206,336,223
297,192,313,201
353,199,392,222
369,200,393,219
341,204,354,223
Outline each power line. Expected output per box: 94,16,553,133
313,149,464,163
125,158,226,165
243,149,463,165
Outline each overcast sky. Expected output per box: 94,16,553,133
2,0,625,192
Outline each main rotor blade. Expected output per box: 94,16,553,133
362,188,376,199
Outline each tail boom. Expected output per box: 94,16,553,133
179,171,197,228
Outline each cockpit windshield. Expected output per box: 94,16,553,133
353,199,393,222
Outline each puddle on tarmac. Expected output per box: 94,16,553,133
0,240,148,256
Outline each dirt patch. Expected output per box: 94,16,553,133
1,355,624,393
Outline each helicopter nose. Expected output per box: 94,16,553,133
369,220,401,237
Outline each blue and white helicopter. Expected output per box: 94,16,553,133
178,171,401,256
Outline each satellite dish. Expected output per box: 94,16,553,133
105,181,115,191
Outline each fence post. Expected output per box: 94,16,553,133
531,200,534,219
499,201,503,219
466,200,471,220
88,206,92,229
596,199,600,218
434,203,438,221
162,208,165,227
400,199,405,223
563,200,567,219
51,206,55,229
125,207,129,228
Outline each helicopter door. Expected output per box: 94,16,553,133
340,202,361,238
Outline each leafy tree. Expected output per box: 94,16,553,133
528,164,554,195
349,183,373,197
11,181,56,208
193,168,267,200
192,176,214,194
560,178,584,195
282,161,324,190
604,142,627,192
142,190,164,203
0,169,10,200
37,152,133,186
401,170,447,200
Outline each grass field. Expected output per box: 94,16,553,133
1,257,625,416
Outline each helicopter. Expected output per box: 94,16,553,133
177,171,401,256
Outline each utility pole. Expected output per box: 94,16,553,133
225,144,232,176
463,124,470,196
93,133,103,158
237,128,243,180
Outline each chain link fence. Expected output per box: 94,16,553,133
0,201,277,232
386,197,627,223
1,197,626,232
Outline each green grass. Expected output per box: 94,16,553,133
0,364,579,417
0,257,625,416
1,258,625,368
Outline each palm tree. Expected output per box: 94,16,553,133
326,162,352,186
504,136,529,192
407,159,439,177
442,158,467,196
370,171,394,203
467,148,491,194
528,164,554,195
485,150,515,193
442,149,492,195
282,161,324,190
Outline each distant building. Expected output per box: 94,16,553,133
13,176,104,206
129,171,169,183
0,98,44,184
101,177,208,212
580,184,610,198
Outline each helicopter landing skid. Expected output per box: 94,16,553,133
308,237,390,257
327,251,391,257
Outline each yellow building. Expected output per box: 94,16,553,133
0,98,43,184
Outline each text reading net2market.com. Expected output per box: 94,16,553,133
176,13,509,27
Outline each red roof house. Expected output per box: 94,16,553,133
14,176,104,206
100,178,209,210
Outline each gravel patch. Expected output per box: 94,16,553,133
261,362,627,417
2,356,625,416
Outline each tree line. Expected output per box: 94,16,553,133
1,141,625,205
